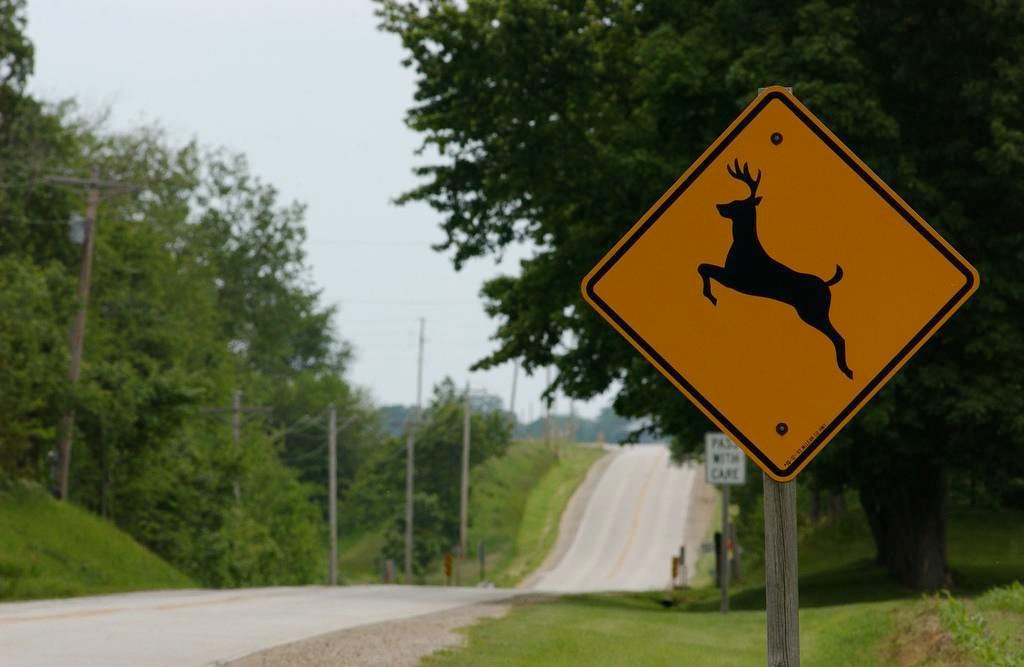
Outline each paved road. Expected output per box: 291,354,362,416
0,444,708,665
0,585,512,666
528,444,702,592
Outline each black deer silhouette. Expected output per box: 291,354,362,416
697,160,853,379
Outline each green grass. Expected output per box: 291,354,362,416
934,582,1024,666
337,528,387,584
424,596,902,667
425,504,1024,666
949,509,1024,591
0,480,194,601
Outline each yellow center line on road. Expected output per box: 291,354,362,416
606,449,665,582
0,590,297,625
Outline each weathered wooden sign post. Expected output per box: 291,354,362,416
581,86,978,666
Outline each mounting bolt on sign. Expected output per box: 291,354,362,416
581,86,979,666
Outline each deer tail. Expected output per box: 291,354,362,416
825,264,844,287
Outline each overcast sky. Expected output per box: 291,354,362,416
26,0,612,419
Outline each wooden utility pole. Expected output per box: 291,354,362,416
508,360,518,427
328,404,338,586
720,484,731,612
404,317,425,584
46,167,137,501
544,366,552,451
764,474,799,666
232,390,242,500
200,391,270,500
459,382,471,561
232,390,242,442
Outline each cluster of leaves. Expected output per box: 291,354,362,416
0,4,380,587
378,0,1024,589
346,378,512,575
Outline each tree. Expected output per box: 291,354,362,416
191,149,346,383
0,257,72,480
0,2,370,586
349,378,511,576
0,0,32,93
378,0,1024,589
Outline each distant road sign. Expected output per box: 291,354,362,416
582,86,978,481
705,433,746,485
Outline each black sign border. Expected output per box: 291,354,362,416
584,91,977,478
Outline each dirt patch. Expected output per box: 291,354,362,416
881,601,974,667
228,596,548,667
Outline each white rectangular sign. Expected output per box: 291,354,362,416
705,432,746,485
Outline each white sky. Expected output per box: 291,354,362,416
26,0,612,419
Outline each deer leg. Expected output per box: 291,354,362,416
797,300,853,380
697,263,724,306
820,321,853,380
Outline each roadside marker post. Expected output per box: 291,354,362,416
706,432,746,612
478,541,486,582
581,86,978,665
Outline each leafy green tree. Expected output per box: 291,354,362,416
378,0,1024,589
191,149,345,382
382,492,449,576
0,0,367,586
0,0,32,93
350,378,511,576
0,257,72,478
116,422,323,587
273,371,383,515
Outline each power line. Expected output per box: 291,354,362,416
308,239,436,246
339,298,477,305
280,411,327,437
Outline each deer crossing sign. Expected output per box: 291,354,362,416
582,86,979,481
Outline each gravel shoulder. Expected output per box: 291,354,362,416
227,595,547,667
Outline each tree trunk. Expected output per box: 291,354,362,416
859,463,948,590
828,490,847,518
99,432,110,518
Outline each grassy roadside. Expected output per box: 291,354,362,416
489,443,606,587
424,507,1024,666
424,597,902,666
428,441,606,586
0,480,194,601
929,583,1024,665
339,441,606,586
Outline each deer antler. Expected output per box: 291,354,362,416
726,159,761,197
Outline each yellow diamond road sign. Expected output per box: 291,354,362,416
582,86,979,481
